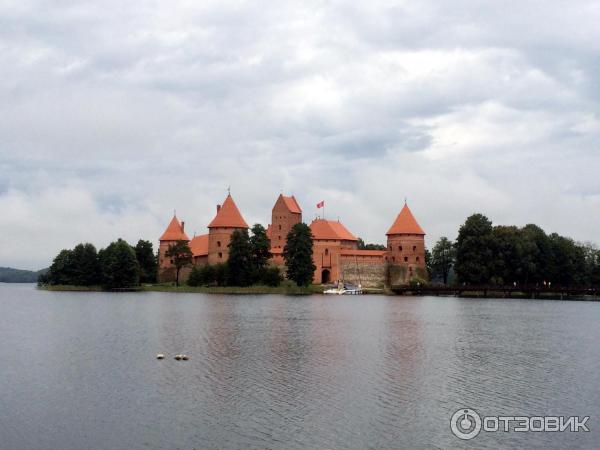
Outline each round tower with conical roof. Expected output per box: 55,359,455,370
386,202,426,283
207,194,249,265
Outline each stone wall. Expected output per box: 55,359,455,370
340,261,387,288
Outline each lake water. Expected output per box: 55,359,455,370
0,283,599,449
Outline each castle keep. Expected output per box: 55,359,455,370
158,193,427,287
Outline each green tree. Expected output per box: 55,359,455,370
454,213,494,284
589,247,600,286
521,224,551,283
431,237,456,285
227,229,253,286
202,264,217,286
283,223,316,286
214,263,228,286
165,240,193,287
71,243,100,286
260,266,282,286
357,237,386,250
546,234,586,286
187,265,203,287
490,226,529,285
250,224,271,281
47,249,75,285
99,239,140,289
135,240,157,284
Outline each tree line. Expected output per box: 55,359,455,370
39,239,157,289
40,222,316,289
427,213,600,287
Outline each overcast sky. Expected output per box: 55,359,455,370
1,0,599,269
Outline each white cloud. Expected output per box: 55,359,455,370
0,0,599,269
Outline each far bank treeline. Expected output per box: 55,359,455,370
40,223,316,289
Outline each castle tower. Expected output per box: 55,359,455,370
207,194,249,265
270,194,302,249
310,218,358,284
386,202,426,283
158,214,190,282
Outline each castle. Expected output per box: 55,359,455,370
158,193,427,287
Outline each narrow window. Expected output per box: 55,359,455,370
392,256,395,262
404,256,408,262
416,256,420,262
217,241,221,247
325,248,329,256
218,252,222,258
278,224,282,230
399,246,402,252
413,245,416,251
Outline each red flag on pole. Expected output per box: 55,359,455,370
316,200,324,208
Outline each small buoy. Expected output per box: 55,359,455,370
174,354,182,360
156,353,165,360
182,355,189,361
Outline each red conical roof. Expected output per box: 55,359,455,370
386,203,425,235
310,219,358,241
208,194,249,228
160,215,190,241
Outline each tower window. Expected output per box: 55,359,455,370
404,256,408,262
217,241,221,247
392,256,395,262
413,246,416,251
325,248,329,256
416,256,420,262
278,224,282,230
399,246,402,251
218,252,222,258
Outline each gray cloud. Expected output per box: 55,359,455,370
1,0,599,269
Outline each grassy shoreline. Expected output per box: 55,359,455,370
37,284,389,295
39,283,325,295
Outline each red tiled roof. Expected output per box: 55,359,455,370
386,203,425,235
208,194,249,229
282,195,302,214
159,215,190,241
310,219,358,241
190,234,209,257
340,249,386,257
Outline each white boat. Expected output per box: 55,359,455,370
324,282,363,295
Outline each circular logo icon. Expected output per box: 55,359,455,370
450,408,481,440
